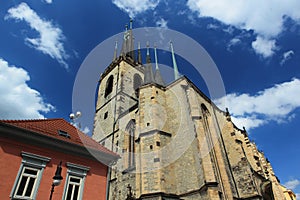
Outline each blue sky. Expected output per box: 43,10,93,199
0,0,300,195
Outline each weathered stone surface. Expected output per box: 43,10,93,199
93,58,290,200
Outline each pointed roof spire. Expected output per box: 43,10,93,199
137,42,142,64
144,63,155,85
143,42,154,85
170,41,180,80
121,19,134,60
113,41,118,61
153,45,165,86
154,44,159,70
146,42,151,64
128,19,135,60
130,18,133,30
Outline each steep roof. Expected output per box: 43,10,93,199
0,118,118,158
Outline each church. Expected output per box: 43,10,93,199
92,21,295,200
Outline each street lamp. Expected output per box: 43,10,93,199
49,161,63,200
69,111,82,129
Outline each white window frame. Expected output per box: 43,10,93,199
11,152,50,200
62,162,90,200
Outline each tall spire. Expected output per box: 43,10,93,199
121,19,134,60
128,19,135,59
113,41,118,61
170,41,180,80
154,44,159,70
154,45,165,86
143,42,154,84
137,42,142,64
146,42,151,64
130,18,133,30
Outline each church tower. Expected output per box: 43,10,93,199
92,21,294,200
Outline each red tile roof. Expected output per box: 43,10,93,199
0,118,118,157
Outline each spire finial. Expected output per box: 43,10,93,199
146,42,151,64
113,41,118,60
146,42,150,55
153,44,165,86
137,42,142,63
121,21,134,59
130,18,133,29
170,41,180,80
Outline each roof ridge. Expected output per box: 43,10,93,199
0,118,65,123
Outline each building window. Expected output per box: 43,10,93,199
11,152,50,199
63,163,90,200
14,167,39,198
126,120,136,167
104,75,114,98
65,175,82,200
104,111,108,119
133,74,142,97
58,130,71,138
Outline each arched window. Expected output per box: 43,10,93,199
126,120,136,167
201,103,210,116
104,75,114,98
133,74,142,97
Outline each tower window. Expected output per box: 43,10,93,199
104,112,108,119
126,120,136,167
104,75,114,98
156,141,161,146
133,74,142,97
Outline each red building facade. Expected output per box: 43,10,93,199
0,118,119,200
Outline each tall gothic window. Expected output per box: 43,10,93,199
201,103,210,116
105,75,114,98
126,120,136,167
201,103,211,135
133,74,142,97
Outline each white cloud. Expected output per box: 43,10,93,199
112,0,160,18
284,179,300,190
156,18,168,28
227,37,241,51
5,3,68,68
251,36,277,58
43,0,52,4
0,58,54,119
82,126,90,135
186,0,300,58
280,50,294,65
215,78,300,130
207,23,219,30
230,116,265,130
